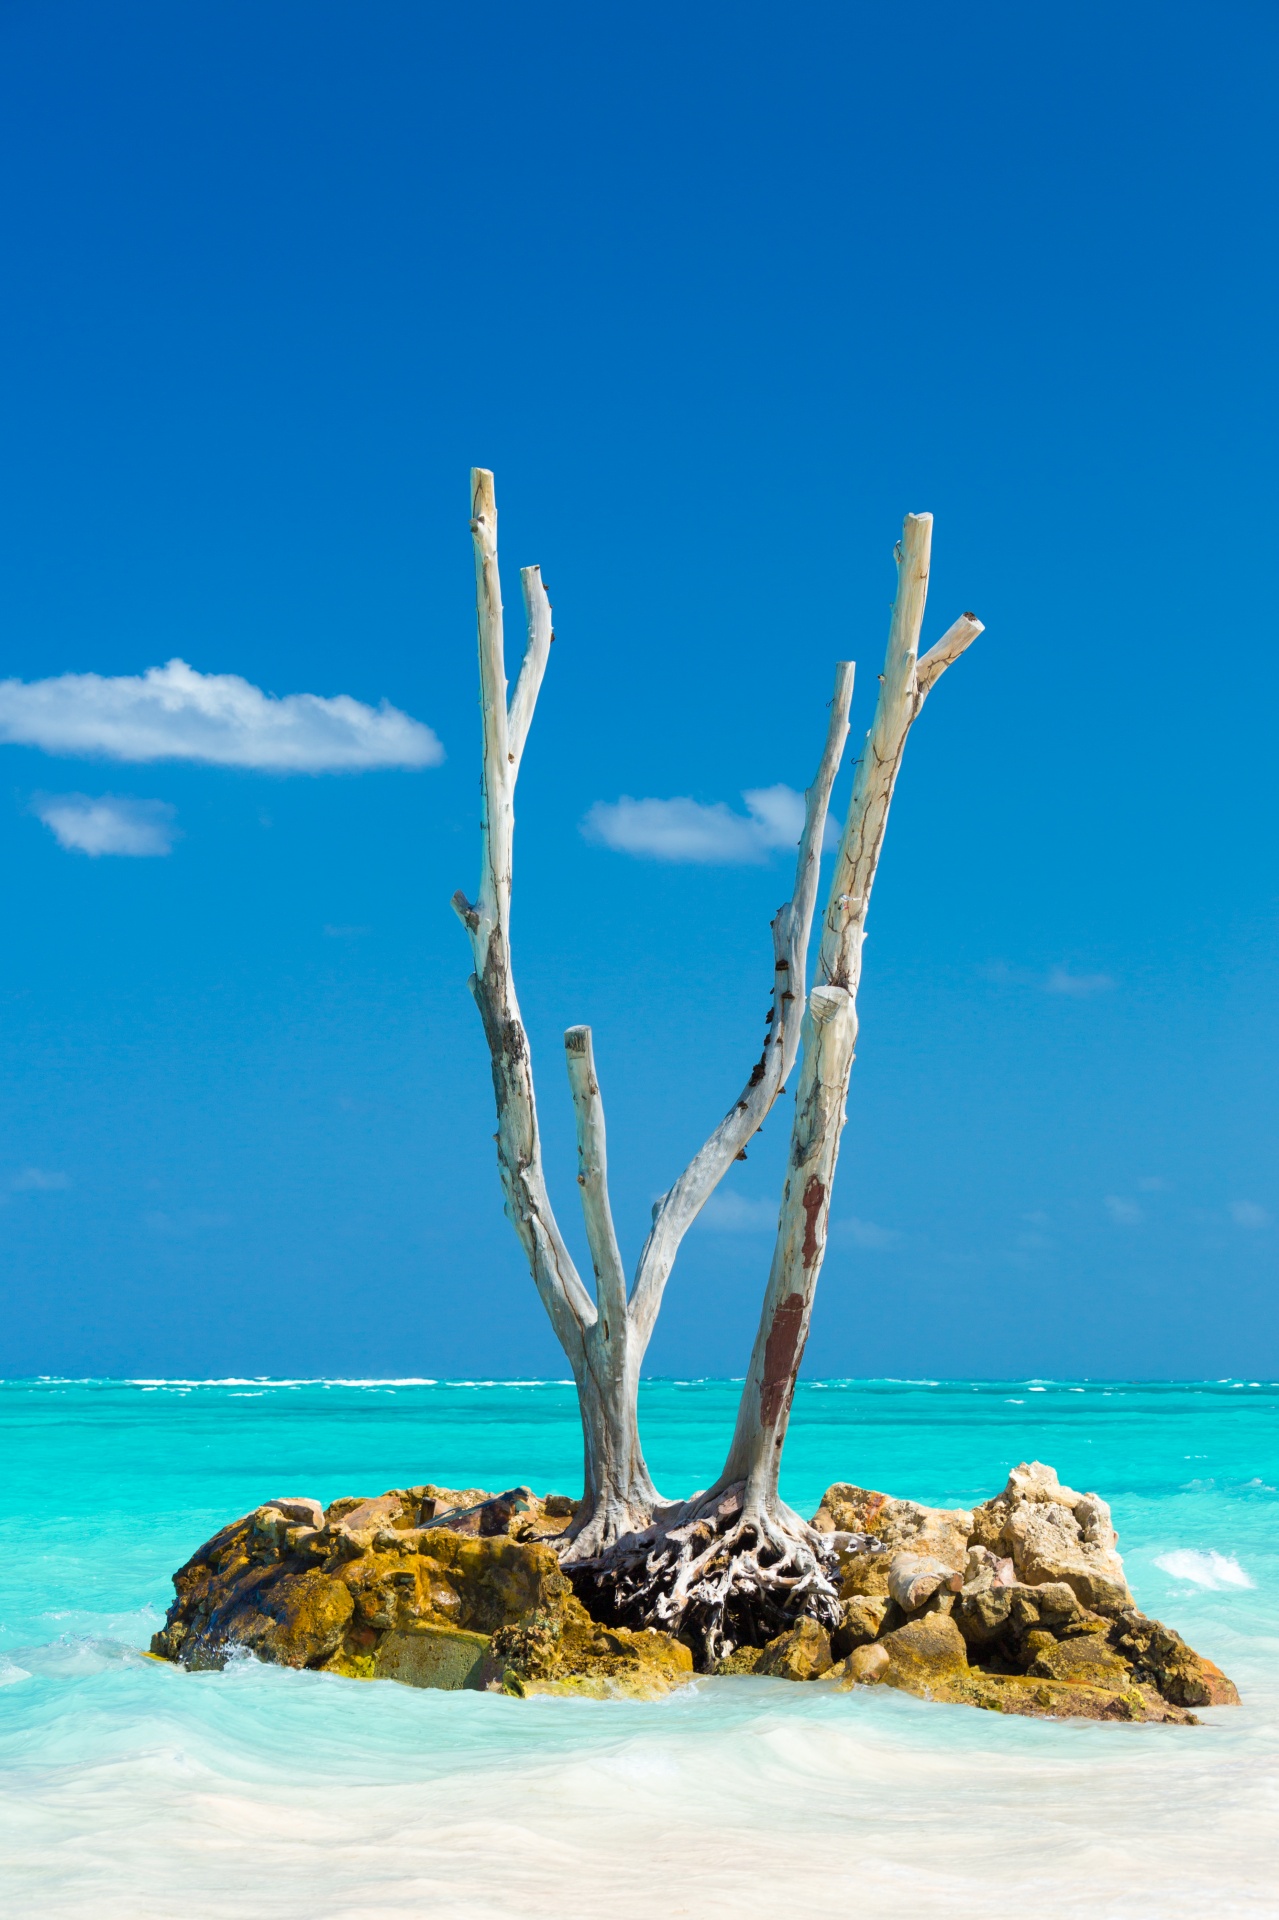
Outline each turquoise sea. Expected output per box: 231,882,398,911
2,1378,1276,1918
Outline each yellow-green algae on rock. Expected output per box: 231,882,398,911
149,1482,692,1700
150,1462,1239,1720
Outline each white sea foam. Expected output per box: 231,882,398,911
1153,1549,1255,1589
1,1656,1273,1919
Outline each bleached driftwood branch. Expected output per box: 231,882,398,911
584,515,980,1663
724,514,982,1506
451,471,593,1355
455,470,854,1554
626,661,854,1352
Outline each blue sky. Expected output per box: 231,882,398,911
0,1,1275,1381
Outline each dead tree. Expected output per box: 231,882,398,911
582,513,981,1662
453,469,852,1557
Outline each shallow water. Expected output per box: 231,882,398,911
2,1378,1277,1918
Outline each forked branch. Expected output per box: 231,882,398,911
627,660,855,1348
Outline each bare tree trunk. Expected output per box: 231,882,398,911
584,514,981,1663
721,517,981,1506
453,470,852,1558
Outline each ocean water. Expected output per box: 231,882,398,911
2,1377,1276,1918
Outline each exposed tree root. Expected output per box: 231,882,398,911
567,1480,845,1670
557,1489,661,1565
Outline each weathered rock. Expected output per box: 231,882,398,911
814,1483,972,1563
829,1640,891,1685
374,1624,491,1690
832,1593,889,1658
150,1483,691,1701
1111,1608,1242,1707
150,1467,1239,1722
874,1611,972,1693
814,1484,971,1602
268,1497,326,1529
714,1643,765,1675
962,1671,1199,1723
887,1552,963,1614
1026,1628,1132,1691
814,1462,1237,1721
754,1617,833,1681
488,1613,693,1699
970,1462,1132,1614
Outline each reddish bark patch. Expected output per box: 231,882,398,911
801,1176,826,1268
760,1292,806,1431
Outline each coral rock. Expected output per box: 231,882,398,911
832,1593,889,1658
970,1462,1132,1614
754,1617,833,1681
149,1482,690,1702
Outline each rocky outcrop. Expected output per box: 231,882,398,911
968,1460,1132,1613
150,1462,1240,1722
793,1463,1239,1722
149,1482,689,1700
754,1616,834,1680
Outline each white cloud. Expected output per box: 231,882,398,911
143,1209,232,1235
694,1191,779,1233
0,658,442,772
840,1216,901,1251
583,783,837,866
1044,966,1116,997
1105,1195,1144,1226
981,961,1117,996
10,1168,69,1191
33,793,178,857
1230,1200,1271,1229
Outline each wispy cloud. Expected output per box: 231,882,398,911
1044,965,1115,998
1230,1200,1271,1229
0,659,442,772
32,793,179,857
1105,1195,1144,1226
981,961,1116,997
838,1216,902,1251
583,784,836,865
9,1168,69,1191
143,1209,232,1236
694,1191,779,1232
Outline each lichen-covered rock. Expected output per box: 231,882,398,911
962,1671,1199,1723
1025,1627,1132,1691
149,1464,1239,1723
825,1640,890,1685
1111,1609,1242,1707
873,1611,971,1692
488,1612,693,1699
754,1617,833,1681
149,1482,690,1701
832,1593,889,1658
